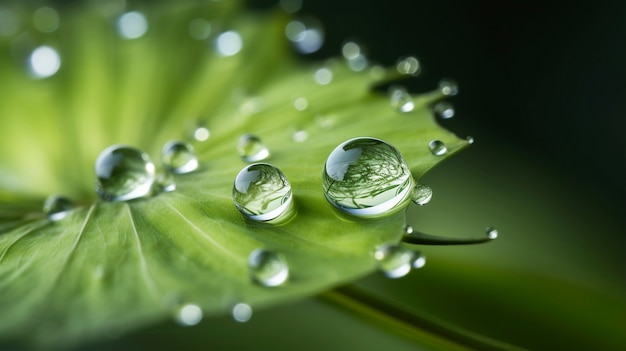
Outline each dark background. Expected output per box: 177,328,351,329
249,0,625,216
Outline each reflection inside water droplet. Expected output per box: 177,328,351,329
237,134,269,162
389,86,414,113
323,137,414,218
43,195,73,221
433,101,455,119
175,304,203,326
95,145,156,201
232,303,253,322
233,163,293,222
411,183,433,206
162,141,198,174
375,244,422,278
248,248,289,287
428,140,447,156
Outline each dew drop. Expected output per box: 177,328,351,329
28,45,61,78
347,54,368,72
174,304,203,326
285,17,324,54
43,195,73,221
232,303,253,323
248,248,289,287
428,140,448,156
439,79,458,96
216,30,243,56
323,137,414,218
413,251,426,269
341,41,361,60
374,244,420,278
155,171,176,193
389,86,414,113
433,101,455,119
95,145,156,202
404,225,414,235
237,134,270,162
396,56,420,76
188,18,211,40
292,129,308,143
294,97,308,111
33,7,60,33
161,141,198,174
117,11,148,40
486,226,498,239
411,183,433,206
314,67,333,85
193,126,210,141
233,163,293,222
466,136,475,144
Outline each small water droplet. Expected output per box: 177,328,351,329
292,129,308,143
341,41,361,60
323,137,414,218
413,251,426,269
28,45,61,78
374,244,419,278
404,225,414,235
285,17,324,54
389,86,414,113
233,163,293,222
315,115,335,130
215,30,242,56
174,304,203,326
248,248,289,287
193,126,210,141
237,134,270,162
396,56,420,76
314,67,333,85
161,141,198,174
433,101,455,119
232,303,253,323
486,226,498,239
155,171,176,193
347,54,368,72
411,183,433,206
239,96,264,115
466,136,475,144
428,140,447,156
33,7,59,33
117,11,148,39
188,18,211,40
294,97,308,111
43,195,73,221
439,79,458,96
95,145,156,202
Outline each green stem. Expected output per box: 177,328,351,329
319,285,527,351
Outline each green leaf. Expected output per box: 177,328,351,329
0,1,467,348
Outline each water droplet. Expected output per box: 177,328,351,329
155,171,176,193
413,251,426,269
396,56,420,76
33,7,59,33
43,195,73,221
466,136,475,144
239,96,264,115
285,18,324,54
161,141,198,174
95,145,156,202
193,126,210,141
347,54,368,72
216,30,243,56
314,67,333,85
439,79,458,96
117,11,148,40
341,41,362,60
389,86,414,113
404,225,414,235
232,303,253,323
248,248,289,287
374,244,419,278
292,129,308,143
237,134,270,162
188,18,211,40
411,183,433,206
233,163,293,222
280,0,303,13
486,226,498,239
294,97,308,111
28,45,61,78
174,304,203,326
315,115,335,130
323,137,414,218
433,101,455,119
428,140,448,156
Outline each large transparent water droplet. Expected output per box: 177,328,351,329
323,137,414,218
428,140,448,156
439,79,458,96
389,86,414,113
43,195,73,221
232,303,253,323
174,304,203,326
396,56,420,76
433,101,455,119
237,134,270,162
233,163,293,222
161,141,198,174
248,248,289,287
374,244,423,278
95,145,156,201
411,183,433,206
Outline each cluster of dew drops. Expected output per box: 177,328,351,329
13,0,498,326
